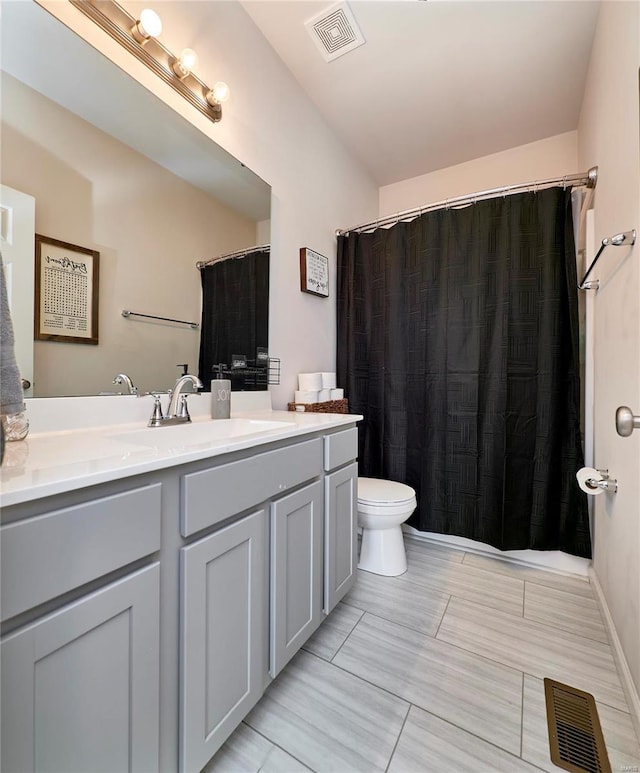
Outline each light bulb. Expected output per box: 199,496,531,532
132,8,162,43
179,48,198,70
172,48,198,79
206,81,230,106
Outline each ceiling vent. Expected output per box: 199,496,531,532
304,2,365,63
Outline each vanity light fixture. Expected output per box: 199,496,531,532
70,0,230,123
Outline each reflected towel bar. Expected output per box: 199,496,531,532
579,229,636,290
121,310,199,329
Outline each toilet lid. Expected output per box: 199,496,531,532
357,477,416,505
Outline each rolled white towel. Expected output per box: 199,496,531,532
321,372,337,389
295,389,319,403
330,388,344,400
318,389,331,402
298,372,322,390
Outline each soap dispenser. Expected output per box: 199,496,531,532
211,365,231,420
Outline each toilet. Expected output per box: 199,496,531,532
357,477,417,577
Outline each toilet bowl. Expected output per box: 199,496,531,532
357,477,417,577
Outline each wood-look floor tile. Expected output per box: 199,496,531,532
245,650,409,772
462,552,593,598
524,581,608,643
521,675,640,773
437,597,628,712
388,705,540,773
333,612,523,755
401,543,524,616
260,744,312,772
403,536,466,563
302,602,363,661
342,569,449,637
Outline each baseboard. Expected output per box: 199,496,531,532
589,568,640,745
403,526,591,578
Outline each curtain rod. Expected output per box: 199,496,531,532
196,244,270,270
336,167,598,237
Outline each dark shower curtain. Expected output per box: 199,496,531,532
198,249,269,391
337,187,591,558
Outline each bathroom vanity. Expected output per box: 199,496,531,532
0,407,360,772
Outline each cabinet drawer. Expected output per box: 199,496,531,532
323,427,358,471
1,483,162,621
181,437,322,537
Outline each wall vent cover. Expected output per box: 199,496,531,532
304,2,365,63
544,678,612,773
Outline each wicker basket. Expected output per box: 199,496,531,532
287,398,348,414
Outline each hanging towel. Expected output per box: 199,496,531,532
0,253,25,416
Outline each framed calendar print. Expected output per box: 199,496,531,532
35,235,100,344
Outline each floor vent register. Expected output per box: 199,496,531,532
544,678,612,773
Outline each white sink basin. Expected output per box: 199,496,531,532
112,418,293,449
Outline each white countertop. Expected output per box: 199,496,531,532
0,410,362,508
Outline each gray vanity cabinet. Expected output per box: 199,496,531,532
270,480,323,676
322,428,359,614
1,481,162,773
1,422,359,773
324,461,358,614
1,563,160,773
180,509,267,773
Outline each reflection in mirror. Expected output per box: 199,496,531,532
0,1,271,398
198,247,270,392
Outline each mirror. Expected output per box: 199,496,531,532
0,1,271,398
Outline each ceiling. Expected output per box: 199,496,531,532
241,0,601,187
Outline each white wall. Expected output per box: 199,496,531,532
577,0,640,729
41,0,379,409
380,131,578,216
1,74,257,397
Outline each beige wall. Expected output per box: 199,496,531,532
1,74,257,397
379,131,579,216
578,0,640,726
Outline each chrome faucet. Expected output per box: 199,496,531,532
147,373,203,427
113,373,138,395
166,374,203,418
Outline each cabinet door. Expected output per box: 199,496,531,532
270,480,323,677
180,509,266,773
324,462,358,614
1,563,160,773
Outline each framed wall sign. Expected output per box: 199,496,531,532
35,235,100,344
299,247,329,297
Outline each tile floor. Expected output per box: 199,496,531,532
206,537,640,773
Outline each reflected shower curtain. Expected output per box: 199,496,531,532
198,249,269,391
337,188,591,557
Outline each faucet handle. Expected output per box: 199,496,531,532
177,394,191,420
176,391,200,420
146,393,165,427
